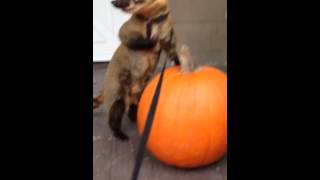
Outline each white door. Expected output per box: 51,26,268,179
93,0,130,62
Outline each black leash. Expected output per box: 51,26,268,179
135,12,170,39
130,58,168,180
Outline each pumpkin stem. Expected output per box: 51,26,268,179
178,45,195,73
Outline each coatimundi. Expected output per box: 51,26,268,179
93,0,181,141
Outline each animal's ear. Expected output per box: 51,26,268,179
133,0,145,3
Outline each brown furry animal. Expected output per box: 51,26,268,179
93,0,181,141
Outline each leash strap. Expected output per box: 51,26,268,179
130,58,168,180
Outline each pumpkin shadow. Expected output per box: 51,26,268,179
146,152,227,173
173,154,227,172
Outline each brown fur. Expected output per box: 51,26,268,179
93,0,181,141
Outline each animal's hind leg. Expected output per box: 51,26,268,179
107,68,132,141
108,98,129,141
127,82,144,122
127,91,144,122
128,104,138,122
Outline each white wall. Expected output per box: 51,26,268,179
93,0,129,62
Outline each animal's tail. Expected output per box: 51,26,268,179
93,89,104,110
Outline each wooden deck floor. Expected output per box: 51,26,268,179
93,63,227,180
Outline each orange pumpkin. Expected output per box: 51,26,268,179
137,47,227,168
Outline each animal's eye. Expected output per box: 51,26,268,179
133,0,144,4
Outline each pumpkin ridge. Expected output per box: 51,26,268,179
153,74,179,154
170,74,187,164
150,72,183,164
194,72,212,166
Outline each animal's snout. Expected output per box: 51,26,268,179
111,0,130,9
